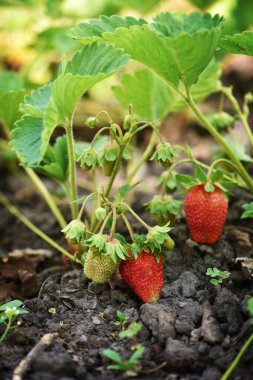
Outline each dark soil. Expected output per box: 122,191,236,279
1,170,253,380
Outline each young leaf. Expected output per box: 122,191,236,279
219,31,253,56
0,300,23,311
103,349,123,364
118,181,141,198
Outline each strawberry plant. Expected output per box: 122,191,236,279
0,300,29,343
1,10,253,305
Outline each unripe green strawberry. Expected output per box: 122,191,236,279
84,249,118,283
184,184,228,245
119,251,164,303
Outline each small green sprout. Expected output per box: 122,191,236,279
103,345,144,374
206,267,230,285
0,300,29,343
115,311,127,330
119,322,142,339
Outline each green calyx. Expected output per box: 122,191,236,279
151,142,178,168
78,147,101,171
207,111,235,130
62,219,86,243
146,195,182,225
146,224,174,251
85,234,129,263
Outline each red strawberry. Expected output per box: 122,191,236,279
184,184,228,244
119,251,164,303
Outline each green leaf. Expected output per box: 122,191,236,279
241,202,253,219
103,349,123,364
70,12,223,87
11,43,128,166
113,59,221,121
219,31,253,56
129,346,145,363
118,181,141,198
0,90,25,130
32,135,69,182
194,164,207,182
69,15,147,42
113,69,178,121
20,83,53,118
206,267,220,277
0,300,23,311
11,116,44,165
0,72,24,92
175,173,198,190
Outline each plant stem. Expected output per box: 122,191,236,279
122,214,135,241
110,205,117,237
0,192,80,264
127,130,157,184
187,95,253,193
25,168,67,230
105,145,125,197
0,317,13,343
206,158,239,182
65,119,78,219
221,333,253,380
99,211,113,234
0,135,67,230
78,192,97,220
122,202,151,231
221,86,253,148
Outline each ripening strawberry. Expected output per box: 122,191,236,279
84,250,118,283
119,251,164,303
184,184,228,244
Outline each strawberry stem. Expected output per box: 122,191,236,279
121,202,151,231
122,213,135,241
0,192,81,264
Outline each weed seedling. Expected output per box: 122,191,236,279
119,322,142,339
206,268,231,285
103,344,144,374
0,300,29,343
115,311,127,331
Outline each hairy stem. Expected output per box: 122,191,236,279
188,96,253,193
25,168,67,229
0,192,80,264
105,145,125,197
65,119,78,219
0,317,13,343
127,130,157,184
221,86,253,148
221,333,253,380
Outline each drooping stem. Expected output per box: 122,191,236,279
127,130,158,184
221,86,253,148
0,192,80,264
0,134,67,230
105,145,125,197
122,213,135,241
206,158,239,182
25,168,67,230
77,192,97,221
110,205,117,237
187,95,253,193
99,211,113,234
121,202,151,231
65,119,78,219
221,333,253,380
